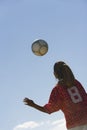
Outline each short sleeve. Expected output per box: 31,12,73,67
44,87,62,114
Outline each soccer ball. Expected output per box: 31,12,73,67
31,39,48,56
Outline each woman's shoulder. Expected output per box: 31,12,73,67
74,79,82,86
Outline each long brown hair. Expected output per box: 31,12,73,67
54,61,75,88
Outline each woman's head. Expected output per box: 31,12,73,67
54,61,75,87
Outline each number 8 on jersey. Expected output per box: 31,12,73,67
67,86,83,103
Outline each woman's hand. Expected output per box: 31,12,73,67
23,98,34,107
23,97,48,113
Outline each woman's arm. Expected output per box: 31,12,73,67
23,97,48,113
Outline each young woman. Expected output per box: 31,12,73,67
23,61,87,130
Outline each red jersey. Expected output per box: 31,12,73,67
44,79,87,129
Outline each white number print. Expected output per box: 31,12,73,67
67,86,83,103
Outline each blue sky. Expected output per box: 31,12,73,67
0,0,87,130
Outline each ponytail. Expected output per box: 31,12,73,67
62,64,75,88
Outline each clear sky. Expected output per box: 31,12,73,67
0,0,87,130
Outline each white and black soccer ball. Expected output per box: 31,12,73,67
31,39,48,56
